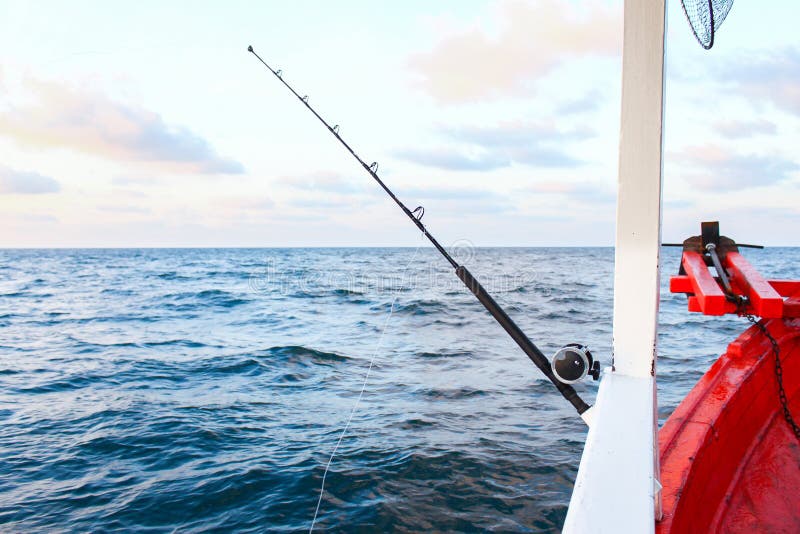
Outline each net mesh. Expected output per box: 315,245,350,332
680,0,735,49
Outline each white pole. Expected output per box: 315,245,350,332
612,0,667,380
563,0,666,530
612,0,666,517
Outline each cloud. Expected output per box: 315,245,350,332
207,196,276,219
393,147,510,171
223,198,275,211
96,204,151,214
280,175,512,214
111,175,159,186
277,171,379,211
0,213,59,226
287,197,354,210
409,0,621,103
400,186,504,201
714,47,800,115
276,171,371,195
672,144,799,191
0,78,244,174
443,121,594,147
396,120,592,170
512,146,584,167
0,165,60,194
447,121,592,167
556,89,604,115
664,199,694,209
714,118,777,139
397,185,513,215
527,180,615,203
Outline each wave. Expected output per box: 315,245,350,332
4,246,775,532
419,386,488,400
58,315,162,326
394,417,437,429
371,299,451,316
307,447,569,532
196,289,251,308
144,339,208,349
196,356,263,376
159,289,252,309
259,345,350,366
331,288,365,297
13,371,117,394
156,271,191,280
416,350,472,359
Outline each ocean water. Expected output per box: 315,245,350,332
1,246,798,532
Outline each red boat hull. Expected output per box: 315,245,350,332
657,315,800,533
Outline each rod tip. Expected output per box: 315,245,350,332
247,45,253,53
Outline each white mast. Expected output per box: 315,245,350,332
563,0,666,531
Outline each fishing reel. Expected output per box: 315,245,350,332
551,344,600,384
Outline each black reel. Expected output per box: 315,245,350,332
551,344,600,384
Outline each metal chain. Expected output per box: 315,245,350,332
743,313,800,441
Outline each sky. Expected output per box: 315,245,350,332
1,0,798,247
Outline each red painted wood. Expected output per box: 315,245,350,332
670,256,799,317
657,313,800,533
686,295,737,314
671,276,800,299
715,413,800,533
785,300,800,318
681,251,727,315
669,275,692,294
769,280,800,298
725,252,783,318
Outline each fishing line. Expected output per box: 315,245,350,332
310,243,423,532
247,45,591,417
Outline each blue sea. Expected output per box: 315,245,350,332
1,247,798,532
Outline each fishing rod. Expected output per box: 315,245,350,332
247,45,592,418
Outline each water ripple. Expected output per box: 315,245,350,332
0,246,795,531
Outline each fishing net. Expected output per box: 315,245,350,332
680,0,734,49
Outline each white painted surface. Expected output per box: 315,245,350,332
562,371,657,534
612,0,666,378
579,406,595,427
563,0,666,531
